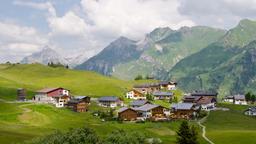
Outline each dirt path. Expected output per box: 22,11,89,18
198,112,215,144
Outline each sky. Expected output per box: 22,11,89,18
1,0,256,63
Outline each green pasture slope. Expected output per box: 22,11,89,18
204,103,256,144
0,63,157,100
0,64,192,144
0,101,206,144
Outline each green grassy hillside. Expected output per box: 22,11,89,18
0,64,155,100
204,103,256,144
0,101,206,144
168,19,256,97
113,26,226,80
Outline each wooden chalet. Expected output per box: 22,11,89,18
118,107,138,121
98,96,123,108
191,91,218,98
159,81,177,90
152,91,173,100
130,100,151,107
133,83,160,94
126,89,146,99
67,96,90,112
134,104,170,121
171,103,198,119
17,88,26,101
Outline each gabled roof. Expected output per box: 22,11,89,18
133,83,159,88
224,95,234,99
153,91,173,96
130,100,150,107
172,103,194,110
74,96,89,100
117,107,136,113
36,88,61,93
98,96,120,102
183,96,201,102
197,97,216,105
191,90,218,97
234,95,245,100
159,81,177,85
134,104,160,111
247,107,256,113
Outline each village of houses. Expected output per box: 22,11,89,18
16,81,256,122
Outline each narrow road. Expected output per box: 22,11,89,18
198,112,215,144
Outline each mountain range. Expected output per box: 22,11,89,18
20,46,88,68
21,19,256,96
76,26,226,79
168,19,256,96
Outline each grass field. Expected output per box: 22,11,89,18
0,64,159,100
0,64,190,143
204,103,256,144
0,101,207,144
1,64,255,144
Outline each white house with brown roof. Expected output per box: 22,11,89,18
98,96,123,108
126,89,146,100
34,87,70,107
234,95,247,105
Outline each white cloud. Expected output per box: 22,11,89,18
178,0,256,28
13,0,56,17
80,0,195,40
48,11,89,36
0,22,47,62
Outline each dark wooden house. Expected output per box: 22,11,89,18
17,88,26,101
171,103,198,119
67,96,90,112
118,107,138,121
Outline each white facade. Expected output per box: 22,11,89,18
167,84,176,90
99,101,123,108
234,100,247,105
62,89,69,96
126,91,134,99
126,90,146,100
201,103,215,111
34,94,54,103
223,98,234,103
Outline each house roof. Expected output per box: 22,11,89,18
130,100,150,107
36,88,60,93
159,81,177,85
133,83,159,88
74,96,89,100
224,95,234,99
131,88,144,94
98,96,120,102
247,107,256,112
183,96,201,102
191,90,218,97
234,95,245,100
172,103,194,110
153,91,173,96
197,97,216,105
117,107,136,113
134,104,160,111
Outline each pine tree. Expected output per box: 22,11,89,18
251,94,256,104
176,121,199,144
245,92,251,102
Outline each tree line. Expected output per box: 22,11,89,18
23,121,199,144
245,92,256,103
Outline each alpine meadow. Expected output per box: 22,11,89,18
1,1,256,144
